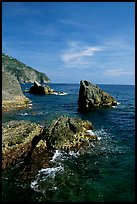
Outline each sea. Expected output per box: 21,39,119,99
2,83,135,202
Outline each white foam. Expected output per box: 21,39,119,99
39,166,64,176
68,150,80,157
31,165,64,193
85,130,95,136
53,92,59,95
58,92,68,95
50,150,62,162
53,92,68,96
20,112,28,116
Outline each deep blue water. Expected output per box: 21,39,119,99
2,83,135,202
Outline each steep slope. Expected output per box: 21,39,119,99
2,53,50,83
2,66,30,111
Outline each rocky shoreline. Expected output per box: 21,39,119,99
2,116,98,179
2,79,118,180
2,97,31,112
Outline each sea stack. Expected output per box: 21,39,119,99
29,81,55,95
78,80,117,113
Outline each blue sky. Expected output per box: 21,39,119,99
2,2,135,84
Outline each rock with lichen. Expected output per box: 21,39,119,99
78,80,118,113
43,115,97,151
2,120,43,169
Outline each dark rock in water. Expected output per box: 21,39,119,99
29,81,45,95
78,80,117,113
42,115,97,151
29,81,57,95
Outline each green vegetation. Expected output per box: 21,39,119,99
2,53,50,83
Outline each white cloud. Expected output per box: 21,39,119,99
103,69,134,77
61,41,102,68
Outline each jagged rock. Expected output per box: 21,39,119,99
2,116,98,178
42,115,97,151
2,120,43,170
78,80,118,113
29,81,45,95
29,81,57,95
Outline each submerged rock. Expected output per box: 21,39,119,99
78,80,117,113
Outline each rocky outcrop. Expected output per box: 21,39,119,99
78,80,117,113
2,67,31,112
29,81,46,95
2,120,43,169
2,116,97,172
2,53,50,83
43,115,97,151
29,81,58,95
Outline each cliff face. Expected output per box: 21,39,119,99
2,53,50,83
2,66,30,111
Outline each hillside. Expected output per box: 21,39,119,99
2,53,50,83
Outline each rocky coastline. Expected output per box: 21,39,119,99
2,62,118,181
2,116,98,179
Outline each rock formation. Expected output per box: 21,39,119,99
2,67,31,112
78,80,117,113
2,116,97,171
42,115,97,151
29,81,58,95
2,120,43,169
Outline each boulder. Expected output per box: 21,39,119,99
78,80,117,113
42,115,97,151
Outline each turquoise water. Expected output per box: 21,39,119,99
2,83,135,202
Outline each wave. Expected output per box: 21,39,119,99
53,92,68,95
31,165,64,193
112,101,121,108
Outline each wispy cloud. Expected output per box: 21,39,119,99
59,19,92,29
61,41,102,68
103,69,134,77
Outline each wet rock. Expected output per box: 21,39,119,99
2,116,98,176
2,120,43,170
43,115,97,151
78,80,118,113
